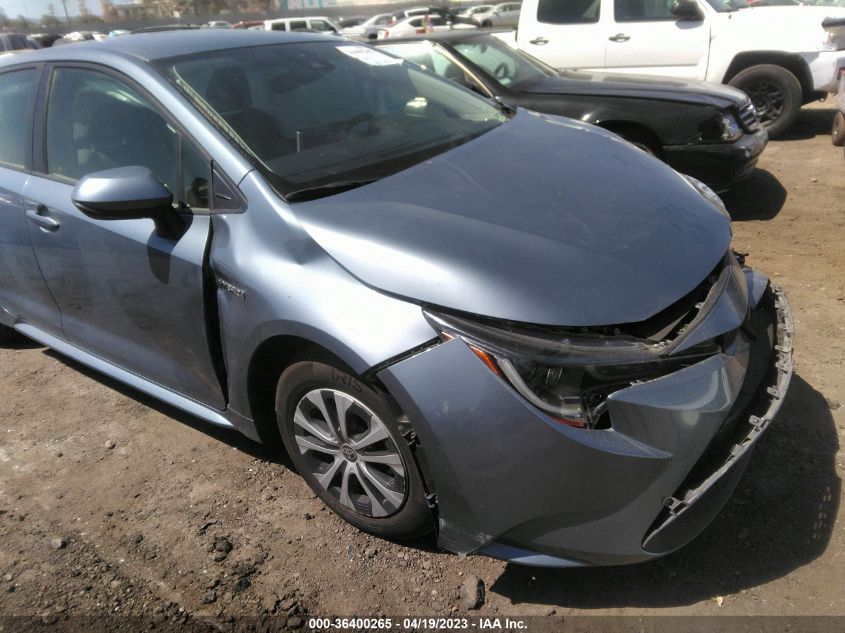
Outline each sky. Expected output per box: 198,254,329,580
1,0,97,19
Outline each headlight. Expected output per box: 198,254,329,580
424,311,717,429
699,112,743,142
682,174,731,222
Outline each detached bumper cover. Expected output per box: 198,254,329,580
643,286,794,553
379,278,793,567
663,129,768,192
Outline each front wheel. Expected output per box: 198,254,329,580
0,324,16,344
728,64,802,139
832,111,845,147
276,357,433,540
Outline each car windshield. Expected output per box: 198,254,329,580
452,36,555,88
159,42,506,199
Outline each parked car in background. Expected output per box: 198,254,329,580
388,5,453,23
131,24,200,33
108,29,130,37
29,32,63,47
375,30,766,191
232,20,264,29
0,33,41,52
264,17,340,34
338,13,393,40
378,14,476,38
453,4,495,23
337,16,368,28
472,2,521,26
0,29,793,569
515,0,845,137
52,31,107,45
204,20,232,29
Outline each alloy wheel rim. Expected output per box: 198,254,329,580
746,81,785,127
292,388,407,518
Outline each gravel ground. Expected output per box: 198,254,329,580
0,103,843,631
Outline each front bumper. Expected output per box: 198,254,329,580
663,128,768,193
379,273,793,567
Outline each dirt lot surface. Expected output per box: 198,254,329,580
1,103,844,632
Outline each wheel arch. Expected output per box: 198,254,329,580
246,333,358,446
596,121,665,159
246,332,441,518
723,52,815,103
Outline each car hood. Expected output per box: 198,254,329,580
291,110,732,327
516,71,748,108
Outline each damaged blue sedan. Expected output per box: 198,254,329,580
0,31,793,567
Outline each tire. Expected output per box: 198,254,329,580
728,64,802,139
832,111,845,147
605,126,661,158
276,356,433,540
481,20,492,27
0,324,16,344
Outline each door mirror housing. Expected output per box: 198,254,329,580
72,166,173,220
671,0,703,20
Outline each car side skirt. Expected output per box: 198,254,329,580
14,322,260,441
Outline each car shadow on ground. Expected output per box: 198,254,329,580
38,345,446,552
722,169,787,221
779,107,837,141
41,346,288,465
490,374,840,608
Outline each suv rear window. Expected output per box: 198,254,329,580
537,0,600,23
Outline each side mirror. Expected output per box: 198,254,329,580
72,166,173,219
671,0,703,19
72,166,184,237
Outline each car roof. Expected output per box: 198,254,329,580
0,29,326,68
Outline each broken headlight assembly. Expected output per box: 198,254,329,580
424,311,718,429
699,112,743,143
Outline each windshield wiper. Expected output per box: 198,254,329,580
492,96,517,116
285,179,380,202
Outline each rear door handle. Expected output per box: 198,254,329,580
609,33,631,42
26,206,60,232
529,37,548,45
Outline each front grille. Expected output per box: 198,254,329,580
739,103,761,133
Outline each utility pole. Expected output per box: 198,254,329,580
60,0,72,25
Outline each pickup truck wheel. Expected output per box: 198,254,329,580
728,64,801,139
276,357,433,540
832,111,845,147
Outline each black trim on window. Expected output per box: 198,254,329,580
30,61,243,216
0,63,44,174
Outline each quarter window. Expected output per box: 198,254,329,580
0,68,37,169
537,0,600,23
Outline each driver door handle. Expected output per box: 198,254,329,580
609,33,631,42
26,206,61,232
529,37,548,45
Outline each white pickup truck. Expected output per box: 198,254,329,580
515,0,845,136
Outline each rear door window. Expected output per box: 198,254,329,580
615,0,676,21
537,0,601,23
0,68,38,169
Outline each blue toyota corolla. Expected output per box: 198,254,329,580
0,31,793,567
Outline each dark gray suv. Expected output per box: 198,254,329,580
0,31,793,567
